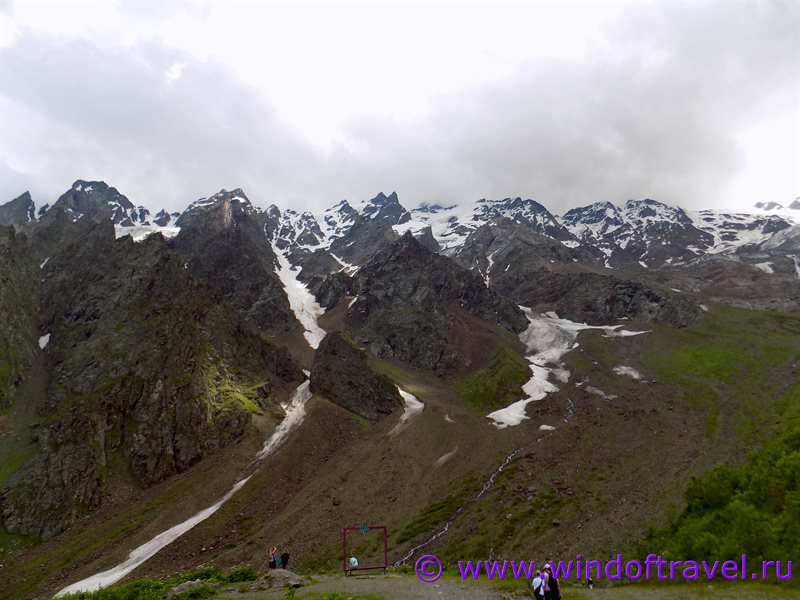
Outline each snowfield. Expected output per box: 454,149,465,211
388,387,425,437
487,309,649,429
114,225,180,242
272,242,327,349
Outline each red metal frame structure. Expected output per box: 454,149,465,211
342,525,388,575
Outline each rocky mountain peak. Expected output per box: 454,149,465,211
356,231,527,331
320,200,358,240
47,180,152,227
274,208,325,249
0,191,36,226
755,201,784,211
175,188,258,230
360,191,411,225
266,204,281,219
413,202,453,214
622,198,692,225
152,208,180,227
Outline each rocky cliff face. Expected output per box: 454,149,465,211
497,271,701,326
171,189,299,335
456,219,700,326
335,232,527,374
0,214,302,540
561,199,715,267
46,180,152,226
455,218,601,283
0,192,36,227
0,227,38,408
309,332,402,420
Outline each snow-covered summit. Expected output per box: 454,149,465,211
407,196,573,253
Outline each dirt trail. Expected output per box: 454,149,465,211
224,573,511,599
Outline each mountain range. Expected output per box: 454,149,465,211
0,180,798,598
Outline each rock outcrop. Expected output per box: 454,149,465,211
310,332,403,420
0,214,302,540
339,232,527,374
0,227,37,408
0,192,36,227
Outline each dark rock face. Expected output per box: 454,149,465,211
152,209,180,226
310,332,403,421
412,225,441,253
0,192,36,226
316,271,354,309
464,219,700,326
324,192,424,265
360,192,411,225
328,214,399,265
455,218,601,282
292,248,345,294
0,227,37,408
495,269,700,326
321,200,358,238
354,232,527,332
0,214,302,540
171,189,299,335
47,180,151,226
340,232,527,373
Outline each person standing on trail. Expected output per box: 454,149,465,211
543,559,562,600
531,569,545,598
551,575,561,599
542,564,552,600
268,546,278,569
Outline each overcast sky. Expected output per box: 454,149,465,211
1,1,798,215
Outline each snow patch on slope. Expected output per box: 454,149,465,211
754,262,774,274
114,225,180,242
272,242,326,349
55,477,252,596
256,380,312,459
388,387,425,437
613,365,642,380
487,309,649,429
56,379,312,596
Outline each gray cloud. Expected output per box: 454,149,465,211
2,35,326,211
332,1,798,213
1,1,797,215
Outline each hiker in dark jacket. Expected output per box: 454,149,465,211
542,564,552,600
551,572,561,600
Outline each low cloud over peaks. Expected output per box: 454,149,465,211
1,2,797,213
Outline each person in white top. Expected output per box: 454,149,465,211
531,569,545,597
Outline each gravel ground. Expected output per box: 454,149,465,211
220,572,521,599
